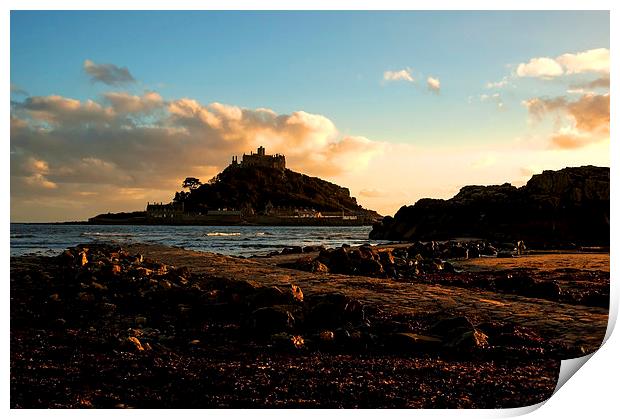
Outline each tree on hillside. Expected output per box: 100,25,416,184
182,177,202,191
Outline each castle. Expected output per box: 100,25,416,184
231,146,286,170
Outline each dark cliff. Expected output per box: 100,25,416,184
369,166,609,245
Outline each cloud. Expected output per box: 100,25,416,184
10,91,387,219
522,92,609,149
556,48,609,75
11,83,29,96
103,91,164,114
485,76,512,89
479,93,504,109
516,57,564,79
383,69,414,83
15,95,115,126
569,76,610,91
20,157,57,190
83,59,136,86
426,76,440,93
516,48,609,79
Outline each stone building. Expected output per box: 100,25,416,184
146,202,184,219
231,146,286,170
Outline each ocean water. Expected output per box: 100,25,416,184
10,224,385,257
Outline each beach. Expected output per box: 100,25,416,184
10,242,609,408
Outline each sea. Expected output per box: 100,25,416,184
10,224,386,258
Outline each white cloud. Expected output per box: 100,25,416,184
383,68,414,83
556,48,609,74
485,76,511,89
516,48,609,79
426,76,441,93
516,57,564,79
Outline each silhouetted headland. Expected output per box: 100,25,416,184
370,166,610,247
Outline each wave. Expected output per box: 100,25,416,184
204,232,241,237
10,234,36,239
80,232,136,237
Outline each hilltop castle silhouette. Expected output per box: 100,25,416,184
231,146,286,170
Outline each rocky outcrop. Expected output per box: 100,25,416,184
370,166,609,246
180,165,380,217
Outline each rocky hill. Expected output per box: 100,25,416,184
369,166,610,246
178,165,380,217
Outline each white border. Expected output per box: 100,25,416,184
3,1,617,417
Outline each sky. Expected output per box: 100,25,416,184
10,11,610,222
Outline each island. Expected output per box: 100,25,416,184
88,146,381,226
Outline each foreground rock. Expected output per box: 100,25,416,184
281,242,608,308
10,243,578,408
370,166,609,246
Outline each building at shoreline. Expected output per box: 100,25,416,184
231,146,286,170
146,201,185,218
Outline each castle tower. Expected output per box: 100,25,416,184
257,146,266,156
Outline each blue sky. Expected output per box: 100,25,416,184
10,11,610,221
11,11,609,144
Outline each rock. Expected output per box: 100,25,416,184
250,306,295,335
328,247,353,274
430,316,475,338
249,286,289,308
387,332,443,352
319,330,335,342
378,250,396,276
359,258,385,277
532,280,562,300
302,245,325,253
495,275,535,294
287,256,329,273
281,246,303,255
271,333,305,350
53,318,67,328
290,284,303,303
448,245,468,259
78,251,88,267
91,281,107,291
97,302,117,313
369,166,610,246
78,292,95,303
123,336,146,351
310,260,329,273
306,293,365,329
447,330,489,351
430,316,488,351
59,250,75,265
